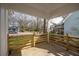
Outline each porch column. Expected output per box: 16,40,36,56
0,6,8,56
47,20,50,43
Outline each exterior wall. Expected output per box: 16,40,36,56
0,7,1,55
64,11,79,38
0,6,8,56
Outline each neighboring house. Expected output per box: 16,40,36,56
50,23,64,35
53,23,64,34
49,16,64,35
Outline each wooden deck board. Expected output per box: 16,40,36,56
20,42,79,56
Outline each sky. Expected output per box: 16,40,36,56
49,16,63,24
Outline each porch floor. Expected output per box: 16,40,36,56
21,42,79,56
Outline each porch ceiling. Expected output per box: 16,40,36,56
2,3,79,19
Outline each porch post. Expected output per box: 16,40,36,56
43,18,49,43
43,18,46,33
0,6,8,56
47,20,50,43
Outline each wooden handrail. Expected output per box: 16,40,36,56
50,34,79,39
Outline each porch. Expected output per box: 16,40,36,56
0,4,79,56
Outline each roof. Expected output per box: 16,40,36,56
1,3,79,19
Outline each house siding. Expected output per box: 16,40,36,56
64,11,79,38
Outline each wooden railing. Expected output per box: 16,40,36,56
8,33,79,55
49,33,79,52
8,33,48,48
32,33,47,46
